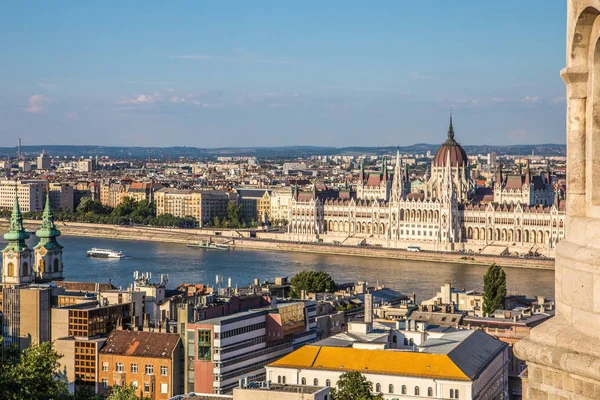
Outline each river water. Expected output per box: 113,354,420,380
0,236,555,303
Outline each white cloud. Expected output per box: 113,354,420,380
170,49,293,65
65,112,79,121
170,96,186,104
120,92,162,104
524,96,542,103
25,94,53,113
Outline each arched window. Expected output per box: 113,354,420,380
277,376,281,384
388,384,394,393
392,336,397,344
301,378,306,385
450,389,454,398
22,262,28,276
325,379,330,387
7,262,14,277
415,386,420,396
313,379,318,386
401,385,407,394
282,376,286,384
428,387,433,397
54,259,59,272
375,383,381,393
455,389,459,399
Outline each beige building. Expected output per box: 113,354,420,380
49,183,74,212
514,1,600,398
0,180,47,212
154,188,230,226
270,187,294,224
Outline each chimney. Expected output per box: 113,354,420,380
364,293,373,326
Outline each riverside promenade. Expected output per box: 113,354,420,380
0,220,554,271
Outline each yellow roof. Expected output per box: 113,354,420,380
269,346,470,381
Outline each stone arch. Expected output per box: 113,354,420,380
399,209,404,220
473,228,479,240
434,210,439,222
362,222,367,233
538,230,545,244
516,229,522,242
416,210,422,222
467,227,473,239
531,230,537,243
480,227,485,240
380,224,385,235
328,221,334,232
501,229,507,242
495,228,501,241
373,222,379,235
344,222,349,232
524,230,530,243
508,229,514,242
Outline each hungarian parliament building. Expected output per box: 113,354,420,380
287,117,566,256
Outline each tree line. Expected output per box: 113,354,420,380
0,197,197,228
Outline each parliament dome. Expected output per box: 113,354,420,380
433,115,468,168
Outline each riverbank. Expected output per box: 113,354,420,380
0,220,555,270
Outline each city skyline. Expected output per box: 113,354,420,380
0,1,566,147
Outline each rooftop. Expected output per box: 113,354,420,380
99,330,180,359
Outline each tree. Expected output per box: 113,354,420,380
290,270,337,298
70,387,102,400
482,263,507,316
107,383,150,400
0,339,68,400
330,371,383,400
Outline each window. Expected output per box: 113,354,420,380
160,383,168,394
314,378,318,386
402,385,407,394
131,381,138,389
144,383,150,392
145,365,153,375
282,376,286,384
450,389,454,398
102,362,108,372
198,329,212,361
131,364,138,373
428,387,433,396
455,389,459,399
115,362,124,372
375,383,381,393
301,378,306,385
160,366,168,376
389,384,394,393
102,379,108,389
415,386,420,396
277,376,281,384
326,379,330,387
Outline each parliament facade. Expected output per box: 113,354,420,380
288,117,566,256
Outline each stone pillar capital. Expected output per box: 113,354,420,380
561,66,589,99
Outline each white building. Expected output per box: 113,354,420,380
0,180,47,212
37,151,51,170
267,329,508,400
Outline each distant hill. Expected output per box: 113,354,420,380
0,143,566,160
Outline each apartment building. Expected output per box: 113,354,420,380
154,189,230,226
0,180,47,212
126,182,163,204
235,189,271,224
98,330,182,400
181,300,317,394
48,182,75,211
52,301,132,393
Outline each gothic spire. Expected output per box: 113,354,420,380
448,110,455,141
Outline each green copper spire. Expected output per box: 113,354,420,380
36,194,61,240
3,194,30,251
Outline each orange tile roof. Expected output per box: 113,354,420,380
269,346,470,381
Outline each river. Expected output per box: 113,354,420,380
0,236,555,302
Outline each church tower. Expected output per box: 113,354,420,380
2,195,33,285
34,195,64,281
391,147,405,201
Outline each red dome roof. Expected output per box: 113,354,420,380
433,116,468,168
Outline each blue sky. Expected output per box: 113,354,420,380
0,1,566,147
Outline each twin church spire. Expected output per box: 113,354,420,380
2,192,64,285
